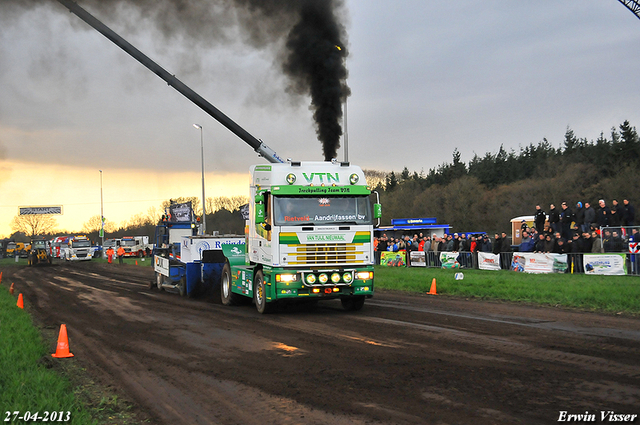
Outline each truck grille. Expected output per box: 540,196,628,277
285,243,367,265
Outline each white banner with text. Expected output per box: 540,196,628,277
510,253,568,274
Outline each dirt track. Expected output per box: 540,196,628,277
4,261,640,424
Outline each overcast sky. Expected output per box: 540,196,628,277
1,0,639,236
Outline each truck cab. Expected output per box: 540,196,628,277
221,161,380,313
120,236,150,257
64,236,93,261
50,236,69,258
5,241,16,257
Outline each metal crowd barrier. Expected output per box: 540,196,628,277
380,251,640,275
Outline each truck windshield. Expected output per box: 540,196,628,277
121,240,137,246
273,195,372,226
71,240,91,248
33,241,47,249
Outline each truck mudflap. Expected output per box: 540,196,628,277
154,255,170,277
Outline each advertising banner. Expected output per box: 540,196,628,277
440,252,460,269
19,206,63,215
583,254,627,275
170,202,192,222
511,253,567,274
381,251,406,267
410,251,426,267
478,252,501,271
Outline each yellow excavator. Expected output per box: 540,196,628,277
28,238,52,266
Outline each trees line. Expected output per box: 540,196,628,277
7,196,249,243
369,120,640,235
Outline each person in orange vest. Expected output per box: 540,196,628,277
106,247,115,264
117,246,125,264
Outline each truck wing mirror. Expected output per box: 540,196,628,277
374,203,382,219
254,193,265,224
255,203,265,224
372,191,382,227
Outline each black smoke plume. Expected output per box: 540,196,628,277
3,0,350,161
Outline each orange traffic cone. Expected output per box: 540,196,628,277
51,324,74,358
427,278,437,295
0,271,3,283
9,282,14,295
17,293,24,308
135,260,138,266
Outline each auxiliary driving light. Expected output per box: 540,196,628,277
349,173,359,184
306,273,317,284
342,272,353,283
286,173,296,184
331,272,341,283
318,273,329,284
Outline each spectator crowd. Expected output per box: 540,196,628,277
374,198,637,264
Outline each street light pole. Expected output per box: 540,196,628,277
193,124,206,235
99,169,104,253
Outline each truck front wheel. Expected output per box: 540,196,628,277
253,270,273,314
341,296,365,311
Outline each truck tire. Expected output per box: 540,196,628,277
253,270,273,314
341,296,365,311
179,277,187,297
155,272,164,291
221,262,241,306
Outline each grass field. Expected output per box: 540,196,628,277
0,285,96,424
374,265,640,314
0,274,148,424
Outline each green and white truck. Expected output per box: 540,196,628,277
221,161,380,313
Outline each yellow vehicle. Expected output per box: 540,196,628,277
15,242,31,258
5,241,16,257
28,238,52,266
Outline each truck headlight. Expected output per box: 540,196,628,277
356,271,373,280
276,273,298,283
